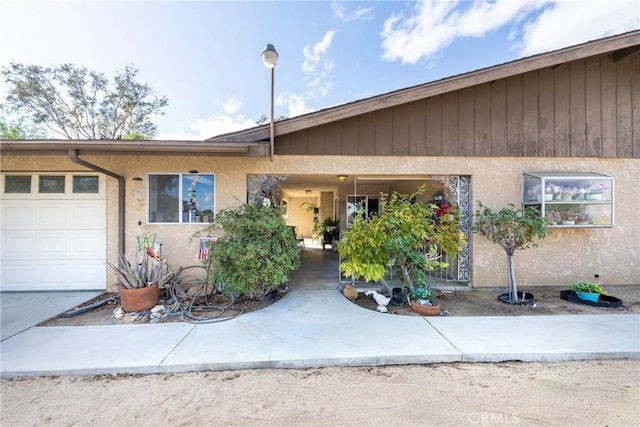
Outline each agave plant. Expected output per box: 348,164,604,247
108,248,171,289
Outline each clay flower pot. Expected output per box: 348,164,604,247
410,301,441,316
119,283,159,313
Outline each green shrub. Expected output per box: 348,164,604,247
198,203,300,299
570,280,607,295
338,186,465,291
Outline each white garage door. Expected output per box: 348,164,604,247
1,173,107,291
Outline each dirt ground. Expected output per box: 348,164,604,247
353,284,640,317
1,360,638,426
40,284,640,326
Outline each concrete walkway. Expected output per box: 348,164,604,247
1,248,639,378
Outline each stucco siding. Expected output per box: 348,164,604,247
2,154,638,291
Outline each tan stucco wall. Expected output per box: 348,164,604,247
3,154,638,290
285,196,317,238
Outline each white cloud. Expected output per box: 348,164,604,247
381,0,549,65
302,30,336,74
518,1,640,56
156,113,256,140
332,1,374,22
381,0,639,65
274,30,339,119
222,96,242,115
276,92,315,117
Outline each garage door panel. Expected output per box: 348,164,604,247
0,231,34,259
3,230,105,260
1,263,34,290
39,204,67,227
70,262,106,287
72,203,106,226
1,204,34,227
2,200,106,230
38,262,68,286
2,260,105,291
69,232,106,258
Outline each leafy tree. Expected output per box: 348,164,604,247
338,187,465,292
1,63,168,139
0,104,45,139
472,202,550,303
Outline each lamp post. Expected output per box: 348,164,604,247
261,43,278,161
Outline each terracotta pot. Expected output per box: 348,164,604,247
410,301,441,316
119,283,159,313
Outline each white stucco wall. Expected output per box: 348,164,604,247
3,154,638,290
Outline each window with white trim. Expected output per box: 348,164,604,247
148,173,215,223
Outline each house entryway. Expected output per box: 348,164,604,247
288,247,339,290
248,174,472,287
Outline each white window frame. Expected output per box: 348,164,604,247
147,173,215,224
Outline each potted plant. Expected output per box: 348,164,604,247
544,184,559,201
569,280,607,302
108,248,171,312
338,186,465,309
545,210,562,226
575,212,593,225
409,284,440,316
561,210,579,225
319,217,340,249
586,183,607,200
560,186,577,201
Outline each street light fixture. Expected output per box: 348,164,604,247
262,43,278,161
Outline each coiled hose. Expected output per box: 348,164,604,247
167,265,243,323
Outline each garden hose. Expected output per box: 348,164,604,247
167,265,244,324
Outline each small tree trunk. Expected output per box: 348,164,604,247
507,254,518,303
399,264,413,290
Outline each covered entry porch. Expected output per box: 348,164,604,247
249,174,472,287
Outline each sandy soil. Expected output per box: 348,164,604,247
1,360,638,426
40,285,640,326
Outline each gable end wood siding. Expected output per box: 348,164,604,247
275,54,640,158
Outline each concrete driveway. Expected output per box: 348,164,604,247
0,291,103,341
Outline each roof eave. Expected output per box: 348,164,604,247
0,139,268,156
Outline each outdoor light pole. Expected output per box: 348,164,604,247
261,44,278,161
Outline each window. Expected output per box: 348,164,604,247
39,175,65,193
73,175,99,193
4,176,31,193
148,173,215,223
522,172,614,228
346,195,381,228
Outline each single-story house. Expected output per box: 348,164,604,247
1,30,639,292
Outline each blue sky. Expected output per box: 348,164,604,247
1,0,638,140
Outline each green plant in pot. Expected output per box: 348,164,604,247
197,202,300,300
319,217,340,249
108,249,171,312
409,283,442,315
338,186,465,312
569,280,606,303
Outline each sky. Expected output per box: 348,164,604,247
0,0,638,140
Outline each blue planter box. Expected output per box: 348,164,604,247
576,292,600,302
560,290,622,308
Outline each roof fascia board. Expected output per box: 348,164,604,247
0,139,264,154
